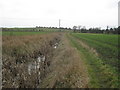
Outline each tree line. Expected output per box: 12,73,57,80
2,26,120,34
73,26,120,34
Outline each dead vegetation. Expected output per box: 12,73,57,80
2,32,89,88
2,33,61,88
40,33,89,88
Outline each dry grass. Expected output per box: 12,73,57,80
40,33,89,88
2,33,62,88
2,32,89,88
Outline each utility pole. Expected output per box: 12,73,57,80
107,26,109,30
59,19,61,31
59,19,61,28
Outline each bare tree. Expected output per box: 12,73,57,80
73,26,77,32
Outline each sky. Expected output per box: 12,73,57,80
0,0,119,29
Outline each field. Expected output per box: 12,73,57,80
68,33,119,88
2,31,50,36
2,29,119,88
71,33,119,68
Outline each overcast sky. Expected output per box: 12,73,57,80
0,0,119,29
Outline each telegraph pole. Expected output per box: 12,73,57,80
59,19,61,28
107,26,109,30
59,19,61,31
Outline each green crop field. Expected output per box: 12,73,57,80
2,31,49,36
2,27,71,36
71,33,119,68
68,33,119,88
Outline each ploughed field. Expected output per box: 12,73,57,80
2,31,119,88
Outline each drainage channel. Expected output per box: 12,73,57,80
2,33,63,88
27,38,60,88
